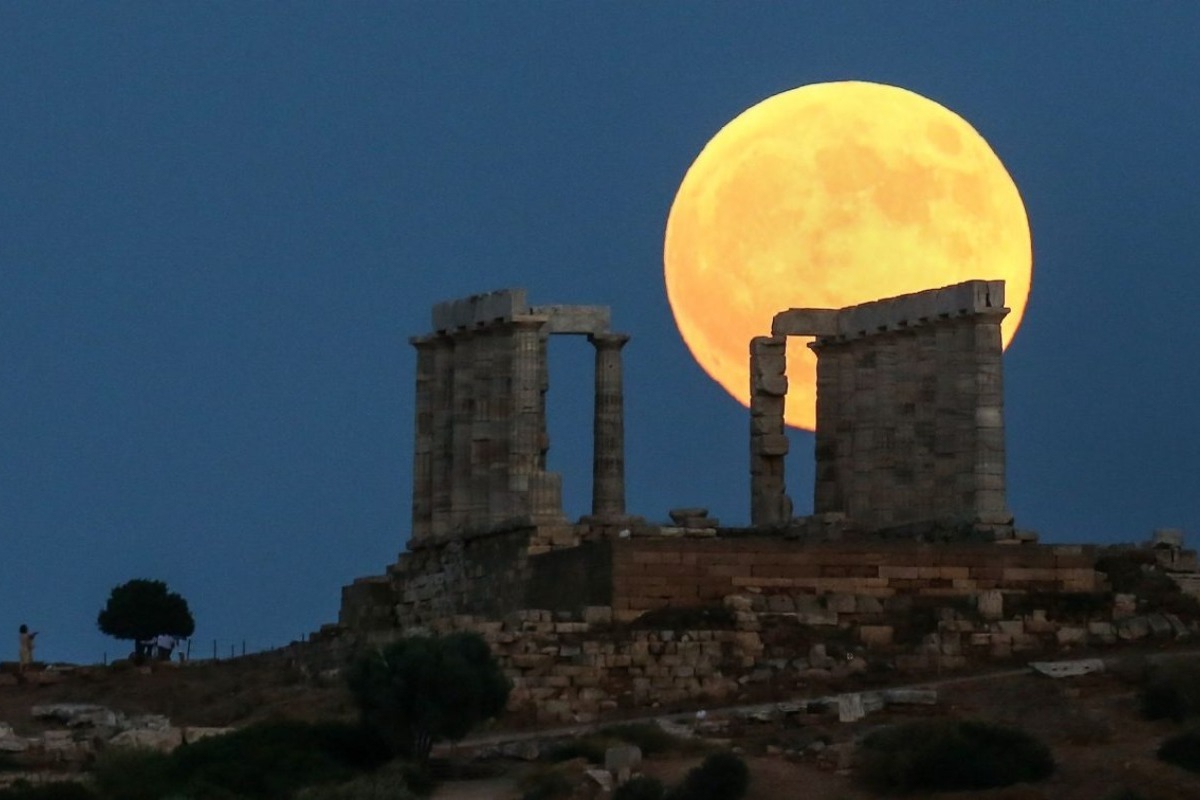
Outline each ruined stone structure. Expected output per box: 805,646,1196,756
409,289,630,545
329,284,1199,725
752,280,1010,535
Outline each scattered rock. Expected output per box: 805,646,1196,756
107,728,184,752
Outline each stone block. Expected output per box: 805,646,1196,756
1024,609,1057,634
859,625,894,647
1055,627,1088,646
837,693,866,723
995,619,1025,636
1147,614,1175,637
1117,616,1151,640
753,373,788,396
766,594,795,613
109,727,184,752
976,589,1004,620
795,609,839,626
772,308,839,337
582,606,612,626
856,595,884,614
1113,594,1138,619
826,593,857,613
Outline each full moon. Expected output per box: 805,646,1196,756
664,81,1032,430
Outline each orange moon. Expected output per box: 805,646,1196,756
664,81,1032,430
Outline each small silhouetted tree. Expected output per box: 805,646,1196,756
97,579,195,660
347,632,510,763
667,752,750,800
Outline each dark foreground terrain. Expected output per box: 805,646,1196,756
3,647,1200,799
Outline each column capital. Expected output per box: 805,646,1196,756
409,333,448,348
588,331,630,349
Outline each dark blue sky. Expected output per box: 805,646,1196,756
3,5,1198,664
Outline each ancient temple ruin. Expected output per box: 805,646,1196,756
334,282,1200,726
408,289,630,546
751,280,1010,535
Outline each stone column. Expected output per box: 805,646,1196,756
912,325,938,522
872,330,899,526
811,338,846,515
848,341,878,524
449,331,475,533
429,336,455,539
971,309,1009,522
589,332,629,518
508,317,547,521
469,329,495,531
409,336,435,543
528,328,563,522
750,335,791,527
487,327,514,525
931,319,959,519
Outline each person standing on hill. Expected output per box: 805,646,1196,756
17,624,37,672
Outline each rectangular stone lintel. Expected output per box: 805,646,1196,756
830,280,1010,339
528,305,612,335
772,308,839,337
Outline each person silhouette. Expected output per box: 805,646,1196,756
18,624,38,672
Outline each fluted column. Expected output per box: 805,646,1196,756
429,336,455,539
508,317,547,520
589,332,629,518
449,331,475,532
971,309,1009,521
409,336,435,543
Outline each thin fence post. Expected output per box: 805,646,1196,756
212,640,217,661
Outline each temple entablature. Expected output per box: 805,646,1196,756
411,289,630,549
753,280,1013,539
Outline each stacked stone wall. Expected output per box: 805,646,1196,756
609,538,1100,620
759,280,1010,533
327,587,1196,725
341,528,536,631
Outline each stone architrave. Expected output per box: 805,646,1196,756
409,289,631,545
758,280,1012,534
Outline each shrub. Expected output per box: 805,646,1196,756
0,783,97,800
347,632,510,763
89,748,174,800
168,720,388,799
295,762,419,800
519,766,574,800
667,752,749,800
1104,790,1148,800
1141,662,1200,722
857,718,1054,793
614,776,665,800
1158,726,1200,774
